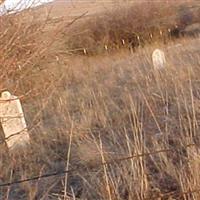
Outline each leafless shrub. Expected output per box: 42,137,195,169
64,1,199,55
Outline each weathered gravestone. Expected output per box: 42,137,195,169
152,49,166,69
0,91,29,150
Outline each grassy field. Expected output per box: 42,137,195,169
0,0,200,199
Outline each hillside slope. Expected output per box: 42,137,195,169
1,1,200,199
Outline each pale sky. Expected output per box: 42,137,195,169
0,0,54,13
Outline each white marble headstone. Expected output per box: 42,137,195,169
152,49,166,69
0,91,29,150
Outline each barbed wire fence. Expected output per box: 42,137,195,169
0,3,200,200
0,142,199,199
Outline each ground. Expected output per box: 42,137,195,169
0,1,200,199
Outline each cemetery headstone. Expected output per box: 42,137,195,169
0,91,29,150
152,49,166,69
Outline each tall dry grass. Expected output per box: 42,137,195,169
0,1,200,200
1,37,200,199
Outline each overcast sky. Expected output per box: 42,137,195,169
0,0,54,13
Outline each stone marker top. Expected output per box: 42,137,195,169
0,91,23,118
0,91,18,102
1,91,12,99
152,49,166,69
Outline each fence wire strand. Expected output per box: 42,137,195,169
0,4,200,200
0,143,197,187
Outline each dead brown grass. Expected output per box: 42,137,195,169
1,37,200,199
0,1,200,200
